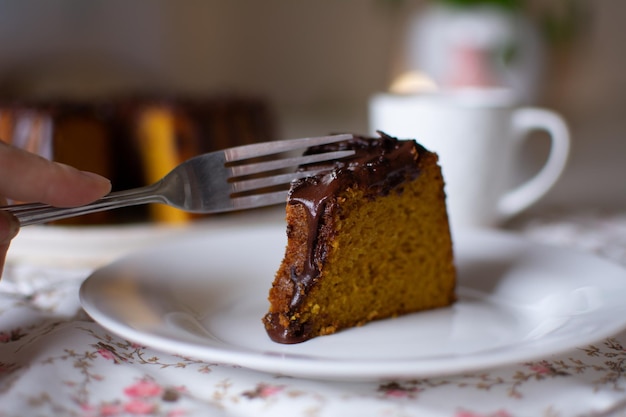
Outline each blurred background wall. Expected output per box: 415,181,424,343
0,0,623,213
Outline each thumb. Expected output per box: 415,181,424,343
0,210,19,277
0,209,19,245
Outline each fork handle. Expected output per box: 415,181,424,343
2,182,165,226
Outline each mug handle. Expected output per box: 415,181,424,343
497,108,570,219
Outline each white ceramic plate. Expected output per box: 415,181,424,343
80,225,626,381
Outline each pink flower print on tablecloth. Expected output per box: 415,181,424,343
242,383,285,399
529,363,552,374
124,380,164,398
455,410,512,417
123,399,155,415
0,328,26,343
97,349,116,361
98,403,122,416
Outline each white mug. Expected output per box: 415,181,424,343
369,90,570,232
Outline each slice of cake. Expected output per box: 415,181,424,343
263,132,456,344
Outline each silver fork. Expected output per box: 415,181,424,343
2,134,354,226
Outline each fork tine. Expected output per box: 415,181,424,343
230,190,289,211
230,167,336,194
229,150,354,178
223,133,353,162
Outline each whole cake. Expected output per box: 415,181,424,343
263,132,456,344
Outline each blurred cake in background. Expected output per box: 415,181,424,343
0,95,277,224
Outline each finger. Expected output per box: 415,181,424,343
0,142,111,207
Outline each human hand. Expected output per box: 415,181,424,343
0,141,112,275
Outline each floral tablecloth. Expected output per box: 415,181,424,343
2,209,626,417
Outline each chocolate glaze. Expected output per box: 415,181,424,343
264,132,425,343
